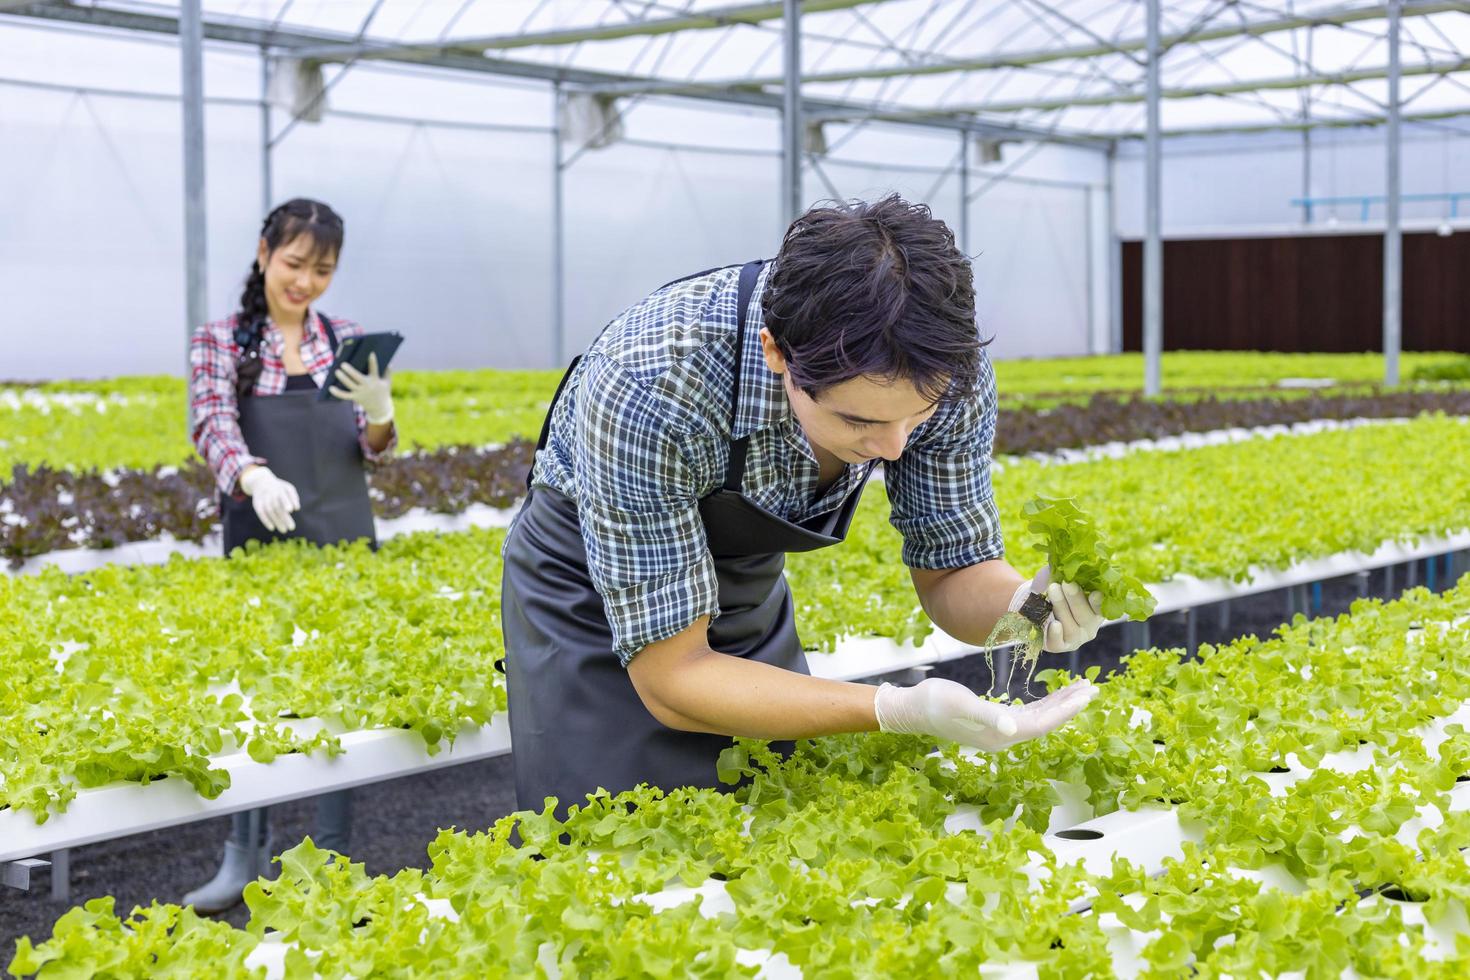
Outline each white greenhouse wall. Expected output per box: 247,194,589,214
1113,122,1470,236
1,23,1112,380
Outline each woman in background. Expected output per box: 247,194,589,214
185,198,397,912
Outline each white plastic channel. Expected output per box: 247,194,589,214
997,416,1417,468
0,716,511,864
3,502,521,576
806,526,1470,683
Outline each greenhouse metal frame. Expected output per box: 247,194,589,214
6,0,1467,388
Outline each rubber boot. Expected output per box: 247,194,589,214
312,789,353,856
181,836,274,913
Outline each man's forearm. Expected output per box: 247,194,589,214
911,558,1026,647
630,648,881,740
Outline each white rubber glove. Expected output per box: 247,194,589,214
239,465,301,535
329,352,394,425
874,677,1097,753
1009,566,1106,653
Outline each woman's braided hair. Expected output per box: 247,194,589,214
232,199,344,397
236,198,345,344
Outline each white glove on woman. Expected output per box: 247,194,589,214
239,465,301,535
328,352,394,425
1009,565,1106,653
874,677,1097,752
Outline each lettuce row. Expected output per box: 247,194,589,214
0,530,508,822
13,577,1470,977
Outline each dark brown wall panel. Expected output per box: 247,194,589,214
1122,232,1468,353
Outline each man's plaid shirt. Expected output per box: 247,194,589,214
189,310,396,496
534,263,1004,666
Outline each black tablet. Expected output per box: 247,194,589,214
318,332,404,402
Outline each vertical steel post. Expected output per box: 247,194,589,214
49,850,69,903
1300,129,1311,225
782,0,803,224
958,132,970,254
1108,143,1123,353
1143,0,1163,395
1384,0,1404,386
551,83,566,367
180,0,208,373
1084,184,1097,353
260,50,273,215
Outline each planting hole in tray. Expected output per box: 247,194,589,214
1457,774,1469,783
1051,828,1104,841
1379,885,1427,903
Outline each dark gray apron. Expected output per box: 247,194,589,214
503,261,875,813
219,322,377,554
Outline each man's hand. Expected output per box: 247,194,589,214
239,465,301,534
1010,566,1106,653
329,352,395,425
873,677,1097,752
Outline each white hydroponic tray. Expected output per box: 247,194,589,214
6,533,1469,861
233,688,1470,978
1002,415,1413,467
0,716,512,864
4,503,521,576
806,526,1470,682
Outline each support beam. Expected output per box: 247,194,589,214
1143,0,1163,396
782,0,802,223
1384,0,1403,386
1103,105,1470,139
291,0,891,63
2,2,1092,147
856,57,1470,118
180,0,208,378
593,1,1469,97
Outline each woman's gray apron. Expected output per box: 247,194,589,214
503,261,875,813
219,317,376,554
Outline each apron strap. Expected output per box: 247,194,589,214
318,312,339,355
723,260,765,493
529,354,584,492
234,311,341,400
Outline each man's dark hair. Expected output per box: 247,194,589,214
761,195,984,404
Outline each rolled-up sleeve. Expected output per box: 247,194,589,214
885,353,1004,569
314,316,397,464
189,323,264,496
355,404,397,464
571,355,719,666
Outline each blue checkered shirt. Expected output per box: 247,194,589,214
533,263,1003,665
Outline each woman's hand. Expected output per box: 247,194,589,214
239,465,301,534
329,352,395,425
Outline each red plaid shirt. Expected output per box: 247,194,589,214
189,310,397,495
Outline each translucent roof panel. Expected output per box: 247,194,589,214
13,0,1470,140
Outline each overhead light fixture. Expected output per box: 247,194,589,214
1436,220,1454,237
804,121,828,156
268,58,328,123
977,138,1004,164
559,92,624,149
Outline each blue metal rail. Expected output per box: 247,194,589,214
1290,191,1470,223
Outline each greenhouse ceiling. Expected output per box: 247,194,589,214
9,0,1470,141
